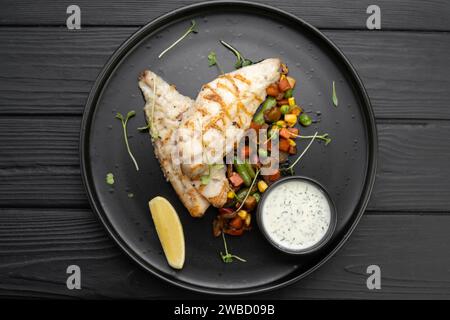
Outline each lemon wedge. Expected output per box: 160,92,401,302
148,196,185,269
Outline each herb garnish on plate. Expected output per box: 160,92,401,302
115,111,139,171
332,80,338,107
220,232,246,263
207,51,224,74
220,40,253,69
158,20,198,59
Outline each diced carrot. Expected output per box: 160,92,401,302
287,127,299,136
229,172,244,187
279,128,292,139
229,217,244,229
266,84,279,97
279,138,291,153
278,77,291,92
288,145,297,155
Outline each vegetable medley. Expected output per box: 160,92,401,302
213,64,316,237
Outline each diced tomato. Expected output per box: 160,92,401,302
224,228,244,236
266,84,279,97
229,172,244,187
279,128,292,139
287,127,299,136
288,145,297,155
229,217,244,229
278,77,291,92
279,138,290,153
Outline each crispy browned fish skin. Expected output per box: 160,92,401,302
138,70,209,217
178,58,282,207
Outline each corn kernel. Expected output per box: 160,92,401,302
245,214,252,227
227,191,235,199
275,120,286,128
284,114,297,127
288,97,296,107
258,180,268,193
288,139,296,147
238,210,248,220
290,106,302,116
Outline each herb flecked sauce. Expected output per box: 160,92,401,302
261,180,331,251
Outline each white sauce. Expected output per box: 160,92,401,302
261,179,331,251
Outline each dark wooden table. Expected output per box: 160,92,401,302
1,0,450,299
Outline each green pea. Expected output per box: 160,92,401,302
284,88,294,98
299,113,312,127
280,104,290,115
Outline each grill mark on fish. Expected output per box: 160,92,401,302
221,74,240,94
233,74,251,85
203,84,233,122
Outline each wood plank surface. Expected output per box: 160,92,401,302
1,0,449,300
1,118,449,211
1,28,449,119
0,209,448,299
1,0,450,31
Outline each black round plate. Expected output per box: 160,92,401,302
81,1,377,295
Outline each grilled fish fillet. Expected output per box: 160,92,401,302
178,58,282,207
138,70,210,217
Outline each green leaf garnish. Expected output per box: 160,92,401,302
137,123,150,132
286,131,332,146
208,51,217,66
220,40,253,69
207,51,224,74
332,81,338,107
158,20,198,59
106,172,114,185
281,132,318,174
115,111,139,171
220,232,246,263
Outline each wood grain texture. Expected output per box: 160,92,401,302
1,0,450,31
1,28,449,119
1,118,449,211
1,0,449,299
0,209,449,299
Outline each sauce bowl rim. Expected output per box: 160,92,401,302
256,175,338,255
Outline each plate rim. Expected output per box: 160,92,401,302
80,0,378,296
